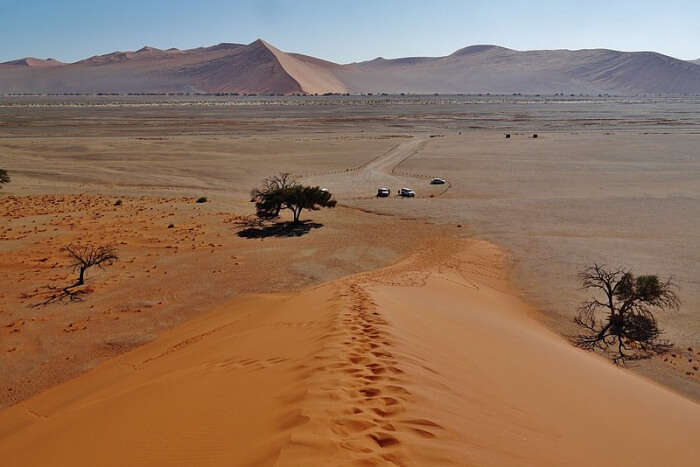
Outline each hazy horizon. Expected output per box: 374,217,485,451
1,0,699,64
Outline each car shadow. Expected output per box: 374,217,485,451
237,221,323,239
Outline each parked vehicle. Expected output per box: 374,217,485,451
399,188,416,197
430,177,446,185
376,187,391,197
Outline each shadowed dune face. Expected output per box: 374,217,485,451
178,39,307,95
1,238,699,466
178,40,346,95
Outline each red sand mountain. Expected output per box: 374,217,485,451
0,40,346,95
1,40,700,95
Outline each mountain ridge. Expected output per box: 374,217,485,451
1,40,699,95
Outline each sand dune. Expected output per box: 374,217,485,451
0,57,64,68
2,41,700,94
0,40,345,95
184,39,346,94
339,45,700,95
1,237,698,466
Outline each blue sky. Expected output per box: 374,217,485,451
1,0,699,63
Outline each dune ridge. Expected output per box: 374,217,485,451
3,40,700,94
1,236,699,465
338,45,700,95
0,39,346,95
0,57,64,68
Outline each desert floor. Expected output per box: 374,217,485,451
1,95,699,465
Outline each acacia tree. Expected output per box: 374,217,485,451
64,244,118,294
0,168,9,188
250,172,298,218
281,185,337,223
252,173,336,223
573,264,679,363
254,185,336,223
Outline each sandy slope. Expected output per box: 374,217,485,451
1,237,699,466
262,40,347,94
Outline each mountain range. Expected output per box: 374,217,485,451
1,39,700,95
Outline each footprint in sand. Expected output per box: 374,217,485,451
369,432,400,448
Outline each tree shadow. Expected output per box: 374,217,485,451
237,221,323,239
30,286,91,308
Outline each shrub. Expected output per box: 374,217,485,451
0,168,10,188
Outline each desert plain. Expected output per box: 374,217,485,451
1,95,699,465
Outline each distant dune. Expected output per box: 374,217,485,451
0,40,346,95
2,40,700,95
1,57,64,68
340,45,700,95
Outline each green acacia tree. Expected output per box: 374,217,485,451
253,178,336,224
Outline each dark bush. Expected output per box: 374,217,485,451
0,168,10,188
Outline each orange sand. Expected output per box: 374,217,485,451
1,238,699,466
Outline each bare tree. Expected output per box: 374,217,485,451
64,244,118,294
34,244,119,306
573,264,679,364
